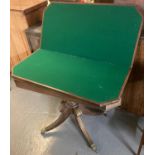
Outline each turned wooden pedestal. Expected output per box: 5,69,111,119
41,101,99,152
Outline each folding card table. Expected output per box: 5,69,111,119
12,2,143,152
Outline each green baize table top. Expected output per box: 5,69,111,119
13,3,142,104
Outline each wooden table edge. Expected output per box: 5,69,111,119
12,74,122,110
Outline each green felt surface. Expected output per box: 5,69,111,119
13,49,128,103
41,3,142,67
13,3,142,104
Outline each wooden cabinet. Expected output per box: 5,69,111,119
114,0,144,116
121,37,144,116
10,0,47,69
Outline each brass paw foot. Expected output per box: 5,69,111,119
41,128,46,135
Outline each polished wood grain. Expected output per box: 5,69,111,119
13,75,106,109
121,37,144,116
41,101,72,133
41,101,97,152
10,0,47,12
13,74,124,112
